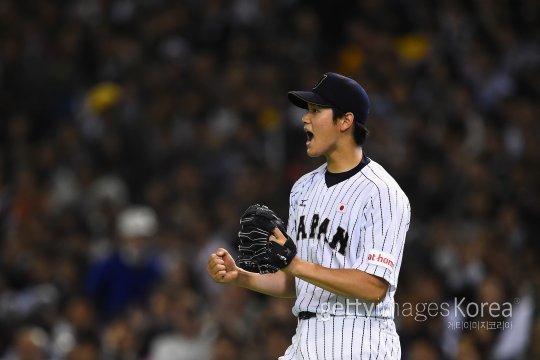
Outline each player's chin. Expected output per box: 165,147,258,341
306,148,323,158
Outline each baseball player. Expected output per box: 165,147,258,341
207,72,410,359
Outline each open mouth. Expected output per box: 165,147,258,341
306,131,314,144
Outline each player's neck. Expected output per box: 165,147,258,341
325,146,363,173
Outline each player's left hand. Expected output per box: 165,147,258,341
269,227,287,245
270,227,300,274
236,204,297,274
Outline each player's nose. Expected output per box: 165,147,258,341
302,112,311,124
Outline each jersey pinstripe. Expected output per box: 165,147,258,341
280,317,401,360
281,158,410,359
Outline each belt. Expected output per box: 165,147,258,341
298,311,318,320
297,311,391,320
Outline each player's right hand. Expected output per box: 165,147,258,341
207,248,239,284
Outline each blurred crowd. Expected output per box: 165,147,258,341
1,0,539,359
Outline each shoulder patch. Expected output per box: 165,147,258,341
367,250,396,272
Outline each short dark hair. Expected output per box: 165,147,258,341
332,108,369,146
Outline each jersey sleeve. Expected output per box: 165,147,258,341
352,183,410,287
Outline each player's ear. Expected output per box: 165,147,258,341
339,112,355,132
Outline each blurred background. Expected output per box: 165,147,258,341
0,0,539,359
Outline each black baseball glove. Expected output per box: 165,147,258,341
236,204,297,274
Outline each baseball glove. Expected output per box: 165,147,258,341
236,204,297,274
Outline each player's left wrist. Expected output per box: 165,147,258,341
281,256,301,276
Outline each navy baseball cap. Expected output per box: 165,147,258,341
288,72,370,125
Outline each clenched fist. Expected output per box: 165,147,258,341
207,248,239,284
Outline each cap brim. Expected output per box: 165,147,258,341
288,91,333,109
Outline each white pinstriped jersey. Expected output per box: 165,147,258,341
281,317,401,359
287,158,410,317
280,157,410,359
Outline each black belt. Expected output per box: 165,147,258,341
297,311,319,320
297,311,390,320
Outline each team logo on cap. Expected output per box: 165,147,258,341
313,74,328,90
